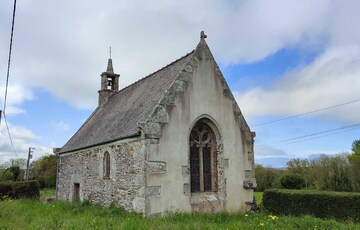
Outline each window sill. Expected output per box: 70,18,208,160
103,176,110,180
191,190,217,194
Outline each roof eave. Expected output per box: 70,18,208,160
57,131,142,155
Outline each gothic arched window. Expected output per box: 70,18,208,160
103,151,110,179
190,121,217,192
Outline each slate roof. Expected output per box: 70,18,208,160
59,50,195,153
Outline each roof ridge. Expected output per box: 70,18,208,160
116,50,195,94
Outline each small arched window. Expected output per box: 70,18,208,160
190,120,217,192
103,151,110,179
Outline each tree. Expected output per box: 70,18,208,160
0,162,12,181
280,173,305,189
255,164,283,191
5,165,21,181
0,159,28,182
352,140,360,154
30,155,57,188
287,158,310,188
348,139,360,191
328,154,352,192
10,158,27,169
308,154,352,191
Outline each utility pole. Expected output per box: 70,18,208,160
26,147,34,181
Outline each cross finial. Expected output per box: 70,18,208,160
109,46,112,59
200,31,207,40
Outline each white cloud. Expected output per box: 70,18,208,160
234,0,360,123
255,145,288,158
0,84,33,115
0,122,54,164
1,0,360,165
0,122,38,162
51,121,70,131
236,45,360,123
0,0,348,110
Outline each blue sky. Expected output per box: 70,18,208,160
1,0,360,167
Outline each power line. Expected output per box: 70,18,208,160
256,126,360,150
255,123,360,150
282,126,360,146
2,0,17,115
1,0,18,158
3,113,18,157
252,98,360,127
262,123,360,146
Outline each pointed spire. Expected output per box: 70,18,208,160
106,47,114,73
106,58,114,73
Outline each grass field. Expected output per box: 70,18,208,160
40,188,56,200
254,192,263,205
1,195,359,229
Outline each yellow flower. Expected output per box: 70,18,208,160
245,214,249,217
259,223,265,227
268,215,278,220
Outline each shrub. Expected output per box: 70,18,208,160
0,180,40,199
30,155,57,188
280,173,305,189
263,189,360,221
255,164,283,192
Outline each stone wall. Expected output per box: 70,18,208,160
57,138,146,212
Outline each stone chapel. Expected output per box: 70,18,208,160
55,32,256,216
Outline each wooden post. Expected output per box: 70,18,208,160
25,147,34,181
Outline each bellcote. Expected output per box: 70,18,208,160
98,57,120,106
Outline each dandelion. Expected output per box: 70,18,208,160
268,214,278,221
245,214,249,217
259,222,265,227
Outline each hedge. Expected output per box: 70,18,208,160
263,189,360,221
0,180,40,200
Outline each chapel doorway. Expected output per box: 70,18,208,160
73,183,80,201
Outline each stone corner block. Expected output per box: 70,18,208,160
243,179,257,189
146,161,167,174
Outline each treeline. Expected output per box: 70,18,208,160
256,139,360,192
0,155,56,188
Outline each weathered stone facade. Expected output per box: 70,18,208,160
56,32,256,216
57,138,147,212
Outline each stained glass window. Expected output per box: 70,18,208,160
189,120,217,192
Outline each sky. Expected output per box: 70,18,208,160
1,0,360,167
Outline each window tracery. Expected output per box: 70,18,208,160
190,121,217,192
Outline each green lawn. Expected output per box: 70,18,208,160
254,192,263,205
40,188,56,200
1,197,359,229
